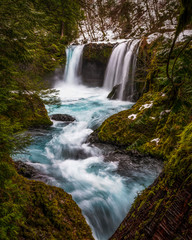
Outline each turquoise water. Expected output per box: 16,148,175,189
16,84,162,240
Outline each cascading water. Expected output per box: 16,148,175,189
103,39,140,101
64,45,84,84
16,44,162,240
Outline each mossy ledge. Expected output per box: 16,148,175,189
22,94,53,128
0,157,94,240
92,38,192,239
83,43,114,65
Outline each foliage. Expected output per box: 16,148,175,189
166,0,192,90
0,0,82,157
79,0,180,41
37,0,83,41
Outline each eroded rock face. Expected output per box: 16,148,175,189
110,172,192,240
109,123,192,240
50,114,76,122
82,43,114,87
15,160,49,182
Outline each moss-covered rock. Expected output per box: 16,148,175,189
0,157,94,240
95,39,192,159
7,94,52,129
110,122,192,240
83,43,114,64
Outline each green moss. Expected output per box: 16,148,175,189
6,94,52,129
110,119,192,240
0,158,93,240
83,43,113,64
96,41,192,160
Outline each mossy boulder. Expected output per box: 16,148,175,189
7,94,53,129
23,94,53,128
0,157,94,240
95,90,177,158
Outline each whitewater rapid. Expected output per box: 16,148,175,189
16,83,162,240
15,44,162,240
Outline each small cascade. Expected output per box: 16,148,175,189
103,39,140,101
64,45,84,85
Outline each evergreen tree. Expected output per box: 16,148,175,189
0,0,83,157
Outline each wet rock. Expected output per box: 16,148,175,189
50,114,76,122
91,142,162,177
14,160,48,182
86,131,100,143
60,146,93,160
107,84,122,100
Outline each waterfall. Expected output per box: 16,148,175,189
103,39,140,101
64,45,84,85
18,41,163,239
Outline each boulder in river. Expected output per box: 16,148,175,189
107,84,122,100
50,114,76,122
14,160,49,182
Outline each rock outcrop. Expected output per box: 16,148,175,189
14,160,49,182
110,123,192,239
0,157,94,240
82,43,113,87
107,84,122,100
17,94,53,128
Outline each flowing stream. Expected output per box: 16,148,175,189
16,45,162,240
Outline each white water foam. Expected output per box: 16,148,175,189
64,45,84,85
